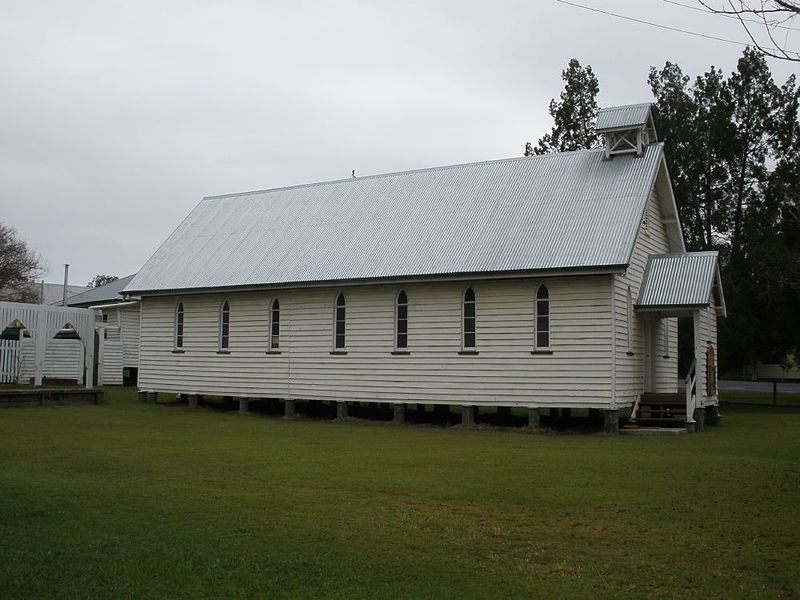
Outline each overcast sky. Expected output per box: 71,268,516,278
1,0,797,286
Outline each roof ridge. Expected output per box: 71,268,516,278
599,102,652,110
203,147,611,201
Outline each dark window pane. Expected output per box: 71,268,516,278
398,291,407,304
272,321,280,337
464,302,475,319
397,333,407,348
537,286,549,300
176,335,183,348
271,335,279,349
464,288,475,302
398,320,407,335
537,300,549,316
537,332,550,348
398,304,407,320
336,307,345,321
464,316,475,333
336,293,345,306
335,333,345,349
537,315,549,332
464,332,476,348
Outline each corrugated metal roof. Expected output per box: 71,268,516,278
65,274,137,307
125,145,665,294
43,284,92,306
595,103,652,132
636,252,719,307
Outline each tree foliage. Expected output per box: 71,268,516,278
527,59,600,155
88,274,119,288
649,48,800,371
0,222,44,303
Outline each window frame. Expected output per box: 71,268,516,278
533,284,551,352
267,297,280,352
460,286,477,353
218,299,230,352
173,302,185,351
394,290,409,353
332,292,346,352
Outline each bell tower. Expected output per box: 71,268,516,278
595,103,657,159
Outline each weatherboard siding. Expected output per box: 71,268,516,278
20,337,83,382
138,276,615,407
102,342,124,385
119,305,140,368
614,188,677,404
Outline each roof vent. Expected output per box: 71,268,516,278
595,103,657,159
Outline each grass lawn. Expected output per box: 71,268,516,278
720,389,800,407
1,388,798,599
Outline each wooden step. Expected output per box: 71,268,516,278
640,393,685,406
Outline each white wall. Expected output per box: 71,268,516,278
20,337,83,381
139,275,617,408
614,188,678,404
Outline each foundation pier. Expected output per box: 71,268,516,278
603,409,620,434
527,407,541,428
461,405,475,426
336,401,348,419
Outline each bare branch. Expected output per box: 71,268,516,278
699,0,800,61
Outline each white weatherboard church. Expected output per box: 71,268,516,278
125,104,725,433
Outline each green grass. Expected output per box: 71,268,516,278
720,389,800,407
1,389,798,599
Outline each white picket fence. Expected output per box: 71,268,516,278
0,339,22,384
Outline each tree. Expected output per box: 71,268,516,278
649,48,799,372
88,274,119,288
527,59,600,155
699,1,800,62
649,62,734,251
0,222,44,303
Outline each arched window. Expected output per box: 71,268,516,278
462,287,476,350
174,303,184,350
269,298,280,350
334,293,346,349
395,290,408,350
535,285,550,349
219,300,230,351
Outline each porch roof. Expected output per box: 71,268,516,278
635,252,725,314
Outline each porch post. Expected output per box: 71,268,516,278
692,309,706,419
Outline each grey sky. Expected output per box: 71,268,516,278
1,1,796,286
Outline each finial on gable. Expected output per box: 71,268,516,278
595,103,657,159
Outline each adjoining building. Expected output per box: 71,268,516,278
63,275,140,386
124,104,725,432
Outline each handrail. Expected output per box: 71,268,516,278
630,394,641,421
685,358,697,423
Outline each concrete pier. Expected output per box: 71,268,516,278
461,405,475,426
603,409,620,434
528,407,541,428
